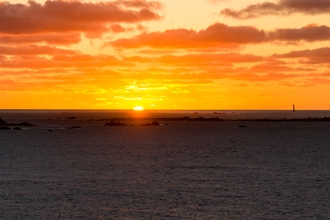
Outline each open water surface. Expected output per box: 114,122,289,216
1,111,330,219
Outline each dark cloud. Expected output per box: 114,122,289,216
221,0,330,19
110,23,267,48
272,47,330,64
0,0,162,35
0,33,82,45
269,24,330,42
109,23,330,49
155,53,263,67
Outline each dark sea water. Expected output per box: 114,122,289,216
1,110,330,219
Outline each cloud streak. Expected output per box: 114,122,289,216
110,23,267,48
110,23,330,49
0,0,162,36
269,24,330,42
0,54,133,69
0,33,82,45
221,0,330,19
272,47,330,64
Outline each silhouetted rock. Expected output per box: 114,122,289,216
238,125,246,128
104,121,128,126
176,116,224,121
188,117,224,121
151,120,160,126
67,116,77,120
143,121,161,126
21,122,35,126
0,126,11,130
13,127,22,130
1,117,35,126
66,126,82,129
9,122,35,126
0,117,7,126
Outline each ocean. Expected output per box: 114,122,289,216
1,110,330,219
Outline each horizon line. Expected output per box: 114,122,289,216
1,108,330,111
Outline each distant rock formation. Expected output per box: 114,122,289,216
0,117,7,126
104,121,128,126
146,121,160,126
237,117,330,122
13,127,22,130
67,116,77,120
65,126,82,129
7,122,35,126
142,121,167,126
180,116,224,121
0,117,35,126
0,126,11,130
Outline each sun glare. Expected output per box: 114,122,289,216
133,106,144,111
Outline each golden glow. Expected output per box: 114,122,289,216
1,1,330,109
133,106,144,111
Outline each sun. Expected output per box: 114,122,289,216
133,106,144,111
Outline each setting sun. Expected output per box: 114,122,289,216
133,106,144,111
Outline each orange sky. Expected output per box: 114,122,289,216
1,0,330,110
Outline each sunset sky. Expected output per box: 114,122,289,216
1,0,330,110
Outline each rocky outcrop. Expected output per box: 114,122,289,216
7,122,35,126
150,121,160,126
0,117,35,126
143,121,167,126
104,121,128,126
0,126,11,130
65,126,82,129
13,127,22,130
67,116,77,120
0,117,7,126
